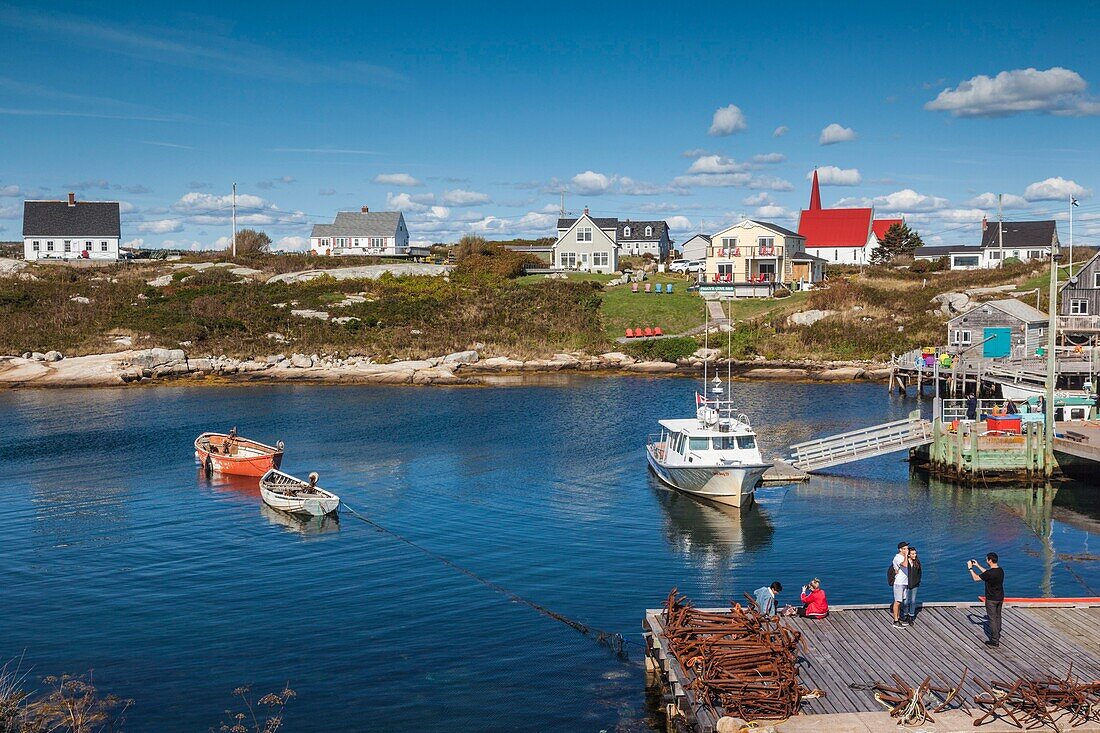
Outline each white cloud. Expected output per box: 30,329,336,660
666,216,693,231
1023,176,1091,201
925,67,1100,117
171,191,304,227
123,237,144,248
0,184,21,197
743,192,772,206
386,192,434,211
374,172,423,186
687,155,750,174
966,192,1030,209
118,201,138,214
256,175,295,190
773,125,789,137
708,104,748,136
836,188,949,213
751,152,786,164
681,148,712,158
811,166,862,186
819,123,857,145
441,189,491,206
136,219,183,234
272,235,309,252
755,205,793,219
571,170,613,195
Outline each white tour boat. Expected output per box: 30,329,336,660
646,302,772,508
259,469,341,517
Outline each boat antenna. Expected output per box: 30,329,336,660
702,298,708,399
726,297,732,406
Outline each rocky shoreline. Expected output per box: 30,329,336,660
0,348,893,388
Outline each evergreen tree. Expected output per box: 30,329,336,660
871,223,924,265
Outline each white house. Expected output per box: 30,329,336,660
310,207,410,256
678,234,710,261
23,193,121,261
552,209,619,274
796,170,903,265
979,219,1056,268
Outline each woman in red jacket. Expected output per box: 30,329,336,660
799,578,829,619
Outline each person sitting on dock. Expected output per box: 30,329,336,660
752,582,782,617
968,553,1005,648
798,578,828,619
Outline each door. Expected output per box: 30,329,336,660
982,327,1011,358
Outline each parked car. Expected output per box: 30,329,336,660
670,259,704,274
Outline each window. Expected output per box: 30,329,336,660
717,262,734,277
758,237,775,255
353,239,360,246
47,241,54,251
737,435,757,450
32,241,40,251
576,227,592,242
645,226,652,237
1093,272,1100,289
1029,250,1042,259
989,250,1002,260
559,252,577,268
623,226,631,237
63,240,71,253
100,241,108,252
84,241,91,250
1012,250,1020,258
592,251,609,267
712,436,738,450
688,437,709,451
371,237,384,247
954,255,980,268
1070,299,1089,315
951,329,973,346
757,262,776,280
834,249,839,261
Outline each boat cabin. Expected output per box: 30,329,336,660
652,416,762,467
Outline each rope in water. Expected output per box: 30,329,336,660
339,501,636,659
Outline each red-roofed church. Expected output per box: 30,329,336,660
797,170,903,265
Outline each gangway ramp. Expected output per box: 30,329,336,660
789,410,933,472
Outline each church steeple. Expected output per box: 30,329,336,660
809,168,822,210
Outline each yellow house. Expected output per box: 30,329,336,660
701,219,824,296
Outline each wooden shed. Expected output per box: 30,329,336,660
947,298,1048,357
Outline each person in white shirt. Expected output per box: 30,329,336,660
891,541,909,629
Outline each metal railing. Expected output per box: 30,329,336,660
790,410,933,471
939,399,1014,422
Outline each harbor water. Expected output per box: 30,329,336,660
2,378,1098,731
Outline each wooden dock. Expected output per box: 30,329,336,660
644,601,1100,732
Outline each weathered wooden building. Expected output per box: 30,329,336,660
1060,250,1100,340
947,298,1048,357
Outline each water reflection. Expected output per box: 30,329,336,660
652,479,774,568
259,503,341,536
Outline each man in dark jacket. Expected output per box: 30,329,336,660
965,394,978,421
968,552,1005,647
903,546,922,625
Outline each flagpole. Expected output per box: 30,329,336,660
1069,194,1074,277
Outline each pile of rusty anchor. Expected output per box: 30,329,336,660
661,590,816,721
872,669,969,727
973,668,1100,729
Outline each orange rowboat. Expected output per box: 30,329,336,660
195,431,284,477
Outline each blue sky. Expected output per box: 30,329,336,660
1,1,1098,249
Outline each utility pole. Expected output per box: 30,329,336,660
997,193,1004,267
231,182,237,259
1069,193,1075,277
1044,235,1060,476
559,190,565,217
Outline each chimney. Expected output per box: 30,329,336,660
981,215,987,232
68,192,76,207
361,206,369,213
583,206,589,216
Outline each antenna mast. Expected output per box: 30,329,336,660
997,193,1004,267
231,182,238,258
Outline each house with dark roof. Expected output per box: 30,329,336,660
678,233,710,261
309,206,410,256
796,170,904,265
979,218,1057,267
551,209,672,272
23,193,122,261
913,245,985,270
702,218,824,297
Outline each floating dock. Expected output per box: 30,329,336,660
644,601,1100,733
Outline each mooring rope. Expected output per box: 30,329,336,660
339,501,635,659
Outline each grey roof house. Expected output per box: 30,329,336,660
23,193,122,261
310,207,411,257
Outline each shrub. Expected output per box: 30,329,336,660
909,259,931,273
624,336,697,362
1002,256,1023,267
455,243,542,279
772,286,792,298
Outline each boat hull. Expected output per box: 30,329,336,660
260,487,340,517
646,447,770,508
194,433,283,477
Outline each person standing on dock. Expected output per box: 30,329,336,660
890,541,909,628
965,394,978,421
968,553,1005,647
752,582,783,617
904,546,922,625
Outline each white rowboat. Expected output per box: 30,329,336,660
259,469,340,517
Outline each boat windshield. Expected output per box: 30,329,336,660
688,437,710,451
709,435,757,450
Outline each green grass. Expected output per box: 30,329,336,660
599,274,704,338
515,272,616,285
